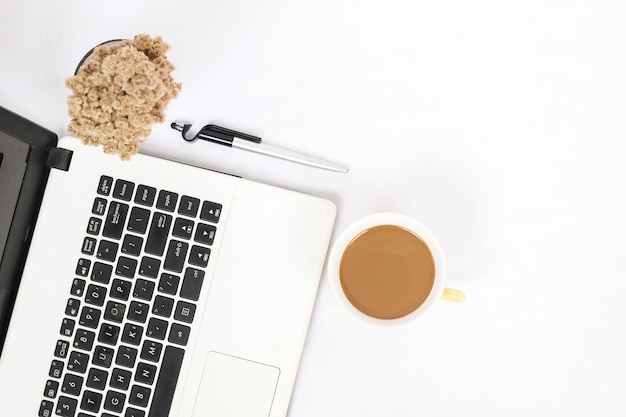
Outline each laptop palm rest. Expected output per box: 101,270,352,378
192,351,280,417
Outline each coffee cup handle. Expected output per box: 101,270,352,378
442,288,465,302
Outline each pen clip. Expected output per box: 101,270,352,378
207,125,262,144
171,122,262,146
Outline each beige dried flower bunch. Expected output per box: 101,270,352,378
66,34,181,159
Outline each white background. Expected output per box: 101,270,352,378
2,0,625,415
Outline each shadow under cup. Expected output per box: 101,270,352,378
339,224,436,320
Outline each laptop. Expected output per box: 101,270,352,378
0,106,336,417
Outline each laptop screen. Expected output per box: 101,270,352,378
0,106,57,353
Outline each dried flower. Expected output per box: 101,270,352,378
66,34,181,160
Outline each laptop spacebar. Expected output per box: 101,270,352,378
147,346,185,417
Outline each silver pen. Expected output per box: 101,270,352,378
171,122,348,173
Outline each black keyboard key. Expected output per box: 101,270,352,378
54,340,70,359
44,379,59,398
194,223,216,245
152,296,174,318
140,341,163,363
61,374,83,396
121,323,144,346
110,279,132,301
87,217,102,235
164,240,188,273
102,201,129,240
104,301,126,323
85,284,107,307
97,176,113,196
110,368,132,390
147,346,184,417
156,190,178,212
133,279,155,301
145,213,172,256
121,234,143,256
178,196,200,217
67,351,89,374
92,197,107,216
113,179,135,201
188,245,210,268
139,256,161,278
158,273,180,296
86,368,108,390
73,329,96,351
76,258,91,277
103,390,126,414
79,307,101,329
65,298,81,317
60,318,75,337
98,323,120,346
146,318,168,340
91,262,113,284
180,268,204,301
96,240,118,262
56,396,78,417
126,408,146,417
172,217,194,239
70,279,87,297
82,237,96,255
174,301,196,324
116,256,137,278
49,360,64,378
168,323,191,346
135,185,157,206
39,400,54,417
130,384,152,408
115,346,138,368
80,390,103,413
93,345,115,368
127,206,151,234
135,362,157,385
127,301,149,323
200,201,222,223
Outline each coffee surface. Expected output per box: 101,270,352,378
339,225,435,319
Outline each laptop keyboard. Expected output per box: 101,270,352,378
38,175,222,417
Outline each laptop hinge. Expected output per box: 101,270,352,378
46,147,73,171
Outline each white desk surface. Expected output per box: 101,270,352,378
2,1,625,415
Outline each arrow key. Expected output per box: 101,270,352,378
200,201,222,223
194,223,216,246
189,245,211,268
172,217,194,240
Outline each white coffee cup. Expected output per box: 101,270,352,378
327,213,464,326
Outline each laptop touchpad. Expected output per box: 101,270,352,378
192,351,280,417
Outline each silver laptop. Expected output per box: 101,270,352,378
0,106,336,417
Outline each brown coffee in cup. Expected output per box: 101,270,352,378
339,224,436,320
